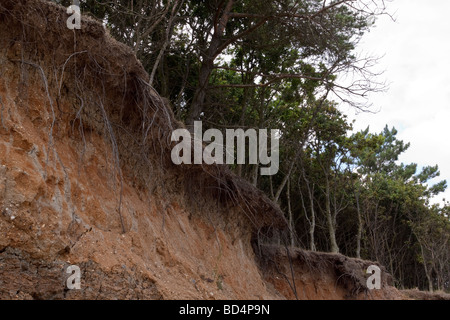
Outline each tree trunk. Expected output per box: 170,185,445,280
251,163,259,186
308,184,316,252
355,187,362,258
325,178,339,253
274,147,301,203
186,0,235,126
419,242,433,292
186,58,214,126
287,178,295,247
299,154,316,252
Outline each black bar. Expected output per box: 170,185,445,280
0,300,447,319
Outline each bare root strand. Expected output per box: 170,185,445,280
0,96,6,129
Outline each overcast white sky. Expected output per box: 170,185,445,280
343,0,450,205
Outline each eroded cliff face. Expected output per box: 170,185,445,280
0,0,404,300
259,245,404,300
0,0,287,300
0,61,279,299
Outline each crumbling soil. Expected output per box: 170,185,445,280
0,0,408,300
402,289,450,301
259,245,404,300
